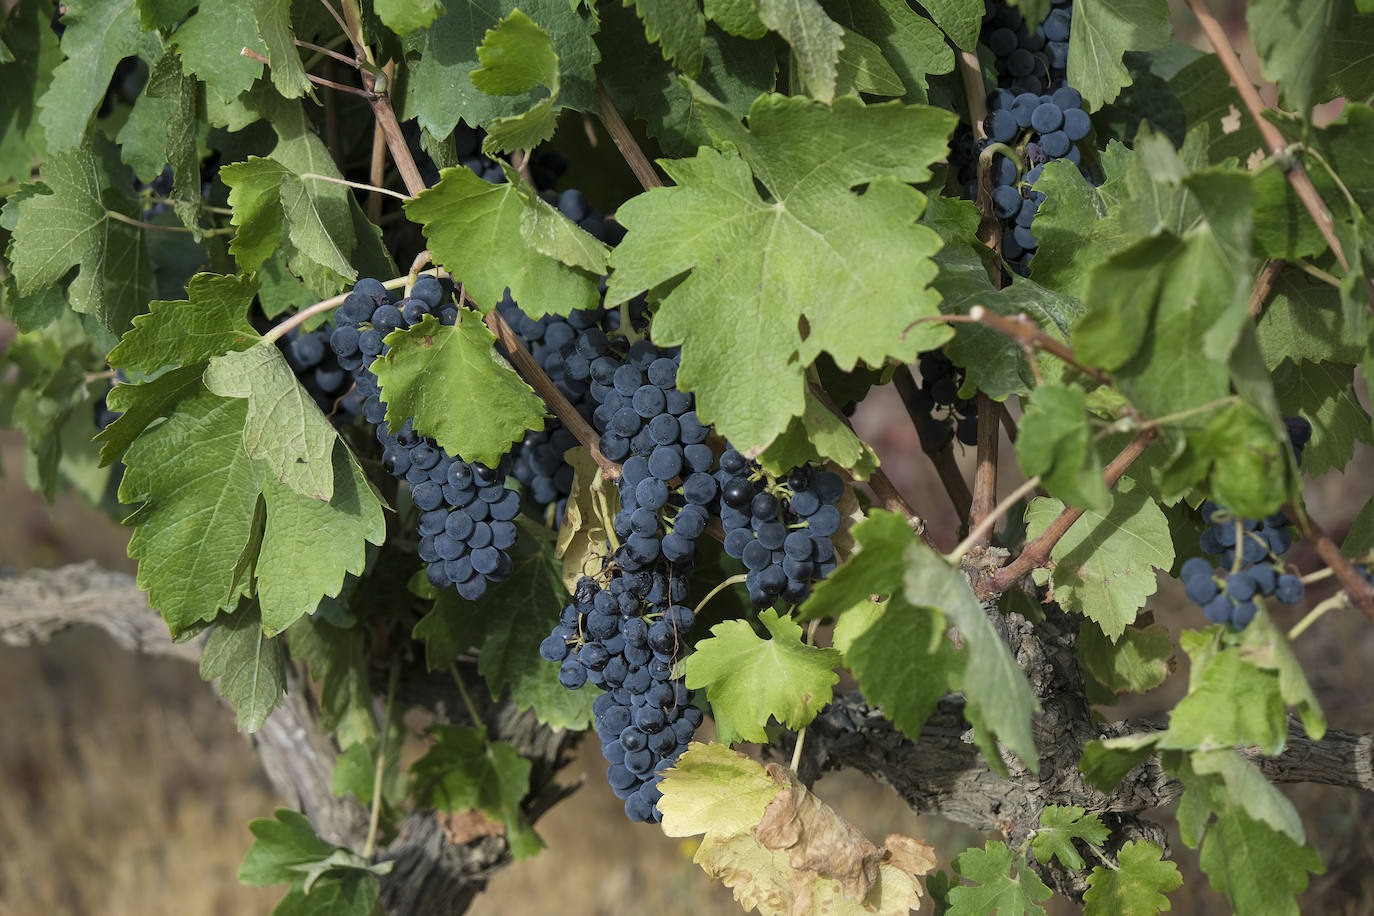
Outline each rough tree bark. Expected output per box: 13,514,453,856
3,562,1371,910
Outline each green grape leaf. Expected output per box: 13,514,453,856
404,0,600,141
370,314,548,467
683,607,840,744
471,9,562,153
917,0,981,50
199,602,286,732
38,0,159,152
1324,14,1374,106
755,0,844,103
7,145,153,335
239,808,391,890
1236,608,1325,740
248,0,312,99
120,390,261,636
1078,620,1174,696
628,0,707,75
1082,840,1181,916
1198,808,1324,916
903,541,1039,771
832,597,962,745
220,157,292,272
800,511,961,742
168,1,266,103
204,339,342,500
704,0,767,38
1164,401,1288,521
410,725,543,860
1272,359,1372,477
376,0,445,35
1016,383,1110,511
405,166,608,315
1158,646,1287,754
754,385,879,478
255,451,385,635
1031,805,1109,870
948,840,1052,916
1190,749,1305,844
1255,267,1364,369
270,872,381,916
116,51,202,237
1078,732,1162,793
1067,0,1171,112
108,272,258,374
1023,478,1174,642
96,364,205,466
1247,0,1348,117
463,535,599,731
288,615,378,748
606,89,955,455
331,742,375,804
658,742,783,838
826,0,953,101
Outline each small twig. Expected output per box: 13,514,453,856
1184,0,1367,311
511,149,534,185
408,250,433,282
789,619,822,773
240,47,373,98
694,574,749,618
316,0,355,49
893,366,972,527
336,0,375,65
1283,503,1374,623
366,66,395,223
295,37,358,68
596,82,662,191
991,399,1018,443
982,429,1156,596
968,305,1110,385
1289,258,1342,291
1249,259,1286,317
1092,396,1237,441
449,663,485,728
263,271,443,344
967,395,1000,547
949,474,1042,563
480,294,620,479
298,172,410,201
1288,593,1347,641
362,657,400,859
1299,566,1337,586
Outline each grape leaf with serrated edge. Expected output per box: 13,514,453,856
606,88,955,456
1031,806,1109,870
199,602,286,732
1082,840,1181,916
683,607,840,744
947,840,1052,916
1067,0,1171,112
409,725,543,860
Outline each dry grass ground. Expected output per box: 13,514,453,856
2,384,1373,916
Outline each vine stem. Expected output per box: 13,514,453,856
693,573,749,618
362,657,400,860
1289,258,1341,290
1249,259,1285,317
981,428,1156,597
1299,566,1336,586
893,366,972,527
967,305,1110,385
240,47,373,98
949,474,1042,564
789,619,822,774
449,663,485,729
294,37,358,68
1288,593,1347,641
299,172,409,201
968,394,1000,548
1282,503,1374,623
596,83,663,191
105,210,229,235
1183,0,1369,310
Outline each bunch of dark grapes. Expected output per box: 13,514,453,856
717,449,842,607
540,572,701,823
330,275,519,599
1178,417,1312,629
908,350,979,449
981,0,1072,95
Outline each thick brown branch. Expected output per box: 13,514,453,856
968,395,1000,546
982,428,1155,596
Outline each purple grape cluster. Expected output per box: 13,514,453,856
1179,417,1313,629
717,449,843,607
539,573,701,823
982,0,1072,94
330,275,519,598
909,350,979,449
278,323,362,426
